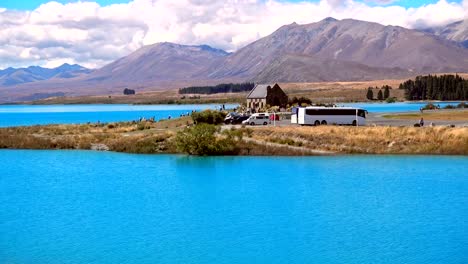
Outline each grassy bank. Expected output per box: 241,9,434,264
1,118,467,155
383,109,468,121
0,118,192,154
250,126,468,155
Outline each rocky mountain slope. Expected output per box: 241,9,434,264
423,20,468,48
83,43,229,85
254,54,410,83
210,18,468,80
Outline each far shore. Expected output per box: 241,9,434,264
3,79,411,105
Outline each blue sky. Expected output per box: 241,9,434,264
0,0,130,10
1,0,463,10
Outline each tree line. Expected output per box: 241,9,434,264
367,85,391,100
179,82,255,95
400,74,468,101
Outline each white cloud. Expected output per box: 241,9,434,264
364,0,398,4
0,0,466,69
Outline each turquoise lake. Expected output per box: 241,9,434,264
341,101,463,113
0,102,463,127
1,150,467,264
0,104,237,127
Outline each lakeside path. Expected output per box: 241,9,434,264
0,116,467,155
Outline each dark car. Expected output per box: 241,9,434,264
224,113,239,124
231,115,250,124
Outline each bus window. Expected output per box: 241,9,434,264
358,109,366,118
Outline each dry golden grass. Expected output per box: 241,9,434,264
0,117,192,153
250,126,468,155
383,110,468,121
1,116,466,155
279,80,406,102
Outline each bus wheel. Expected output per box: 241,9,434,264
314,120,320,126
250,122,255,126
321,120,327,125
352,120,357,126
263,122,268,126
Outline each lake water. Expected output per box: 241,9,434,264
1,150,467,264
342,101,463,113
0,104,237,127
0,101,464,127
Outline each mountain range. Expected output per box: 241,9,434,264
422,20,468,48
1,17,467,102
0,64,92,87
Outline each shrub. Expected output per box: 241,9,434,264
385,97,396,103
137,123,146,130
289,96,312,106
123,88,135,95
422,103,437,110
191,110,226,125
457,102,466,108
444,104,455,109
175,124,241,155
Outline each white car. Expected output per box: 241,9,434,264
242,113,270,126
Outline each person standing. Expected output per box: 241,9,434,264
419,117,424,127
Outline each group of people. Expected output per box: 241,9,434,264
179,111,193,118
138,117,156,122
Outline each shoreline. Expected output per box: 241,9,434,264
1,116,466,156
2,148,468,158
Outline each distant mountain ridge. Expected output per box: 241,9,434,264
1,17,468,102
0,63,92,86
422,20,468,48
84,42,229,85
209,17,468,81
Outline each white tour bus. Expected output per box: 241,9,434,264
293,106,367,126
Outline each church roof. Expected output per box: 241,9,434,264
246,84,273,99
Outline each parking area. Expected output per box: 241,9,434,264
224,112,468,128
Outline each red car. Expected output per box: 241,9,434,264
269,114,280,121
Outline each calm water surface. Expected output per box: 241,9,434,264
0,104,237,127
1,150,467,264
342,101,463,113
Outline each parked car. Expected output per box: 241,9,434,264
231,115,250,124
242,113,270,126
224,112,240,124
269,113,280,121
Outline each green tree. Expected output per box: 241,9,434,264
383,85,390,99
366,87,374,100
377,90,384,100
400,74,467,101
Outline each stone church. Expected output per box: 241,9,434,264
246,83,288,111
